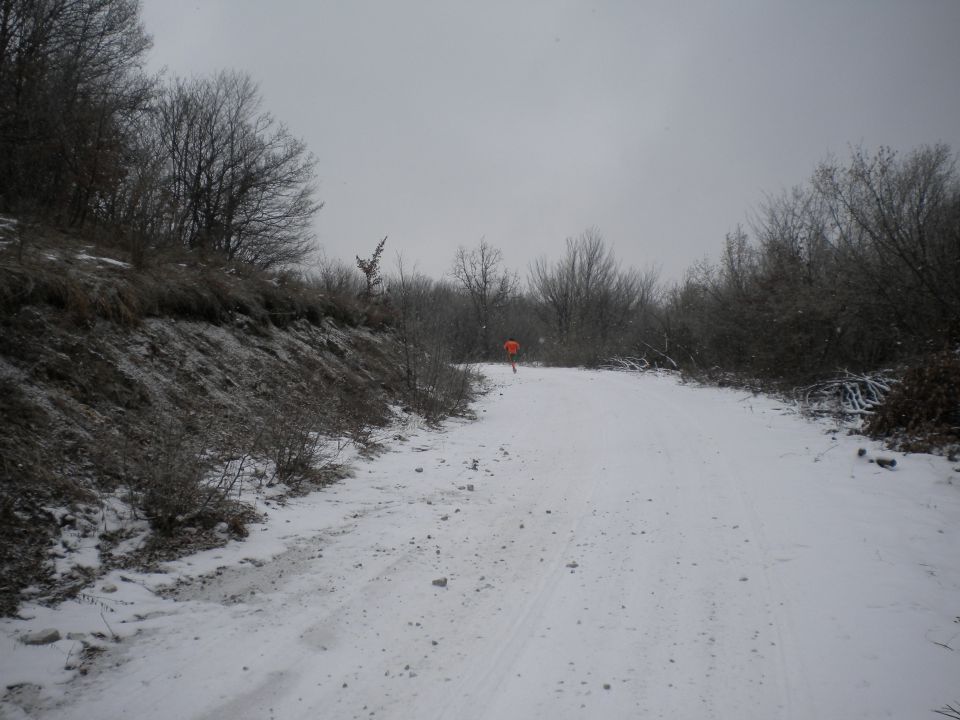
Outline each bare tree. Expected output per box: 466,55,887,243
312,256,364,297
149,71,320,268
450,239,517,357
528,228,654,363
0,0,153,222
657,144,960,381
390,257,474,418
814,144,960,341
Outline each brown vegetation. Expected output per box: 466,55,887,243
0,229,474,616
865,352,960,452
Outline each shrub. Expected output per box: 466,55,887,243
259,399,336,487
865,351,960,450
136,423,211,534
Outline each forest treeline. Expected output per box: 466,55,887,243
368,142,960,385
3,0,958,388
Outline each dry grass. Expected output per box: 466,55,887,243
0,223,476,616
0,230,366,330
0,377,96,615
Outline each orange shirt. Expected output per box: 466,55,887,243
504,340,520,355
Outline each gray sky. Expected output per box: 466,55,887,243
139,0,960,283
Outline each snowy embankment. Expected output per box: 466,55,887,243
2,365,958,719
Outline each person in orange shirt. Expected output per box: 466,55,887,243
503,337,520,373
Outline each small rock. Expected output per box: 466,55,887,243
739,576,749,582
466,484,474,492
415,467,424,473
603,683,611,690
857,448,867,457
101,583,118,593
440,514,449,521
21,629,61,645
876,457,897,469
566,561,579,569
432,577,448,587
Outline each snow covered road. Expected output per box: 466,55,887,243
3,366,959,719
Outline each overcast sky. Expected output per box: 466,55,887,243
139,0,960,282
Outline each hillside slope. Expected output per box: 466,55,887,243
0,230,466,616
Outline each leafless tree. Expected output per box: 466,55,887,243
0,0,154,223
149,71,320,268
657,144,960,382
450,239,517,357
312,256,364,297
528,228,656,363
814,144,960,341
390,257,473,418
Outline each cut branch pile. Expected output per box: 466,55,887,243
796,371,896,418
602,356,651,373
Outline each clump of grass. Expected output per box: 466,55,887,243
0,230,375,330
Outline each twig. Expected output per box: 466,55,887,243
64,641,77,670
100,610,118,641
635,340,679,369
814,443,839,462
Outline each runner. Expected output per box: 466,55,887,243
503,337,520,373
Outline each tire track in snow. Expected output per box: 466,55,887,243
450,371,804,719
632,378,817,719
424,373,615,720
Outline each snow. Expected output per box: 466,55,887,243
73,253,130,268
41,495,149,580
2,365,958,719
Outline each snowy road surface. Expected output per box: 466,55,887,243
2,365,959,719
